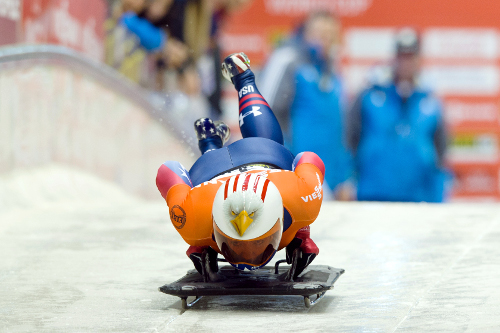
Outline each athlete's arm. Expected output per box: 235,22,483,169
292,152,325,221
272,152,325,223
156,161,217,247
293,152,325,177
156,161,193,199
267,152,325,249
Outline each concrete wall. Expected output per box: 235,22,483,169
0,63,195,199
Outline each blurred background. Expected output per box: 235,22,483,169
1,0,499,202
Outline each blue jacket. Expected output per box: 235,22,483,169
290,63,352,192
348,83,447,202
120,12,166,51
259,37,352,193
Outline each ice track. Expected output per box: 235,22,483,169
1,166,500,332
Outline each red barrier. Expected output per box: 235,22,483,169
22,0,106,61
0,0,21,46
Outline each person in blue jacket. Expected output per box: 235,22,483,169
120,9,166,52
346,28,448,202
259,12,352,199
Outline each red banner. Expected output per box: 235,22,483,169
22,0,106,61
0,0,21,46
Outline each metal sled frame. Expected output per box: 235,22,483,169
159,256,344,309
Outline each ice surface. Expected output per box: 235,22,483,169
1,166,500,332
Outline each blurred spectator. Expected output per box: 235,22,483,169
346,28,448,202
138,0,191,69
118,0,147,15
159,0,216,111
186,0,255,116
259,12,353,200
139,0,210,59
167,59,210,137
144,0,174,24
105,0,154,84
106,0,254,120
120,12,166,52
136,0,253,115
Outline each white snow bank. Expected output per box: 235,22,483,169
0,164,142,214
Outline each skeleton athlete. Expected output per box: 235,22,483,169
156,53,325,281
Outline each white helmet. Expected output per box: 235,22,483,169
213,173,283,270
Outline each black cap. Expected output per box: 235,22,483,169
395,28,420,55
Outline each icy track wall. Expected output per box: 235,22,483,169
0,45,196,200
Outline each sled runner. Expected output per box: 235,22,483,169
159,252,344,309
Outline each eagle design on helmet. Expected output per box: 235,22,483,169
212,173,283,270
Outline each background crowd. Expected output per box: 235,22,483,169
106,0,252,119
104,0,450,203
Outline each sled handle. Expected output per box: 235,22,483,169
274,259,287,274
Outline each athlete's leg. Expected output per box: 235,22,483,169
222,53,284,145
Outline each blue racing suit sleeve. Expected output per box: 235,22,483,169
120,12,166,51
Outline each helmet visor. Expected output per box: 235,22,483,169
214,218,281,267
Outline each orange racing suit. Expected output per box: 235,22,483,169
156,153,325,253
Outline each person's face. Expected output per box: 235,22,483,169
146,0,173,22
122,0,147,13
304,16,340,58
395,53,420,81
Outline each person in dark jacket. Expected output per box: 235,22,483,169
346,28,448,202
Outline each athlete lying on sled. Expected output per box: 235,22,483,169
156,53,325,281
